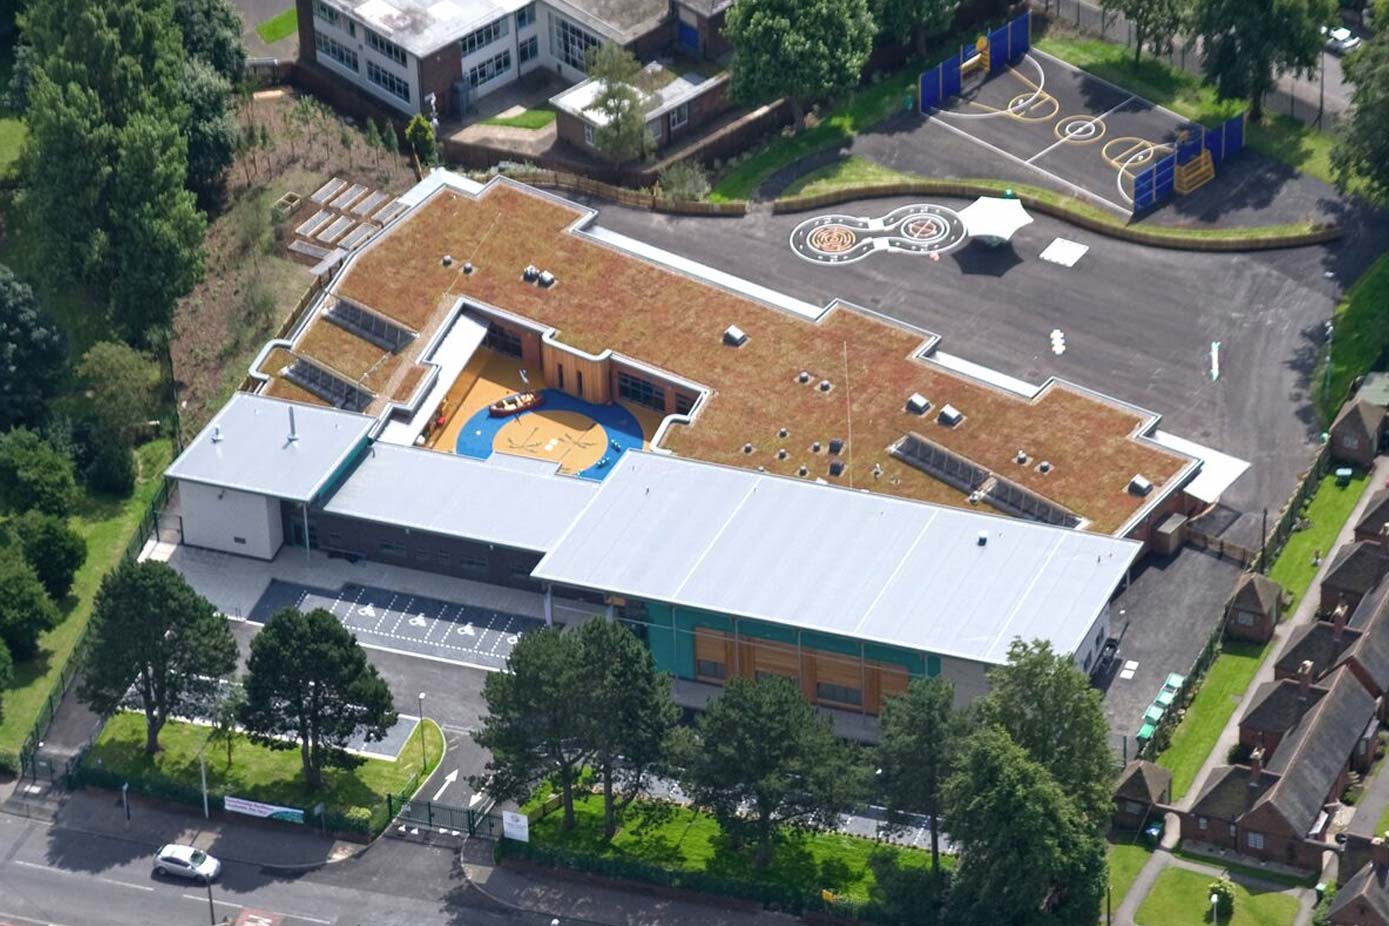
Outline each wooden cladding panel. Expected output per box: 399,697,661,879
540,341,611,404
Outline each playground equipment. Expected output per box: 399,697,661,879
1133,113,1246,209
919,12,1031,110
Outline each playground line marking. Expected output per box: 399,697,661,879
1025,94,1135,165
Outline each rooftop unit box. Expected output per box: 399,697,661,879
723,325,748,347
938,404,963,427
906,393,931,415
1128,474,1154,496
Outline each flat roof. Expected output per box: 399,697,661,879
313,177,1189,533
322,442,599,551
533,452,1141,665
551,63,725,126
166,393,375,502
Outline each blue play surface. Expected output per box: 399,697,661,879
454,389,644,480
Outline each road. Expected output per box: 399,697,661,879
0,812,504,926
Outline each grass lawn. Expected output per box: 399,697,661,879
0,440,172,768
84,712,443,827
1170,847,1318,889
1157,640,1268,800
0,38,23,179
1313,255,1389,420
480,104,557,130
1134,866,1301,926
1267,468,1372,609
1109,839,1155,908
781,156,921,197
529,793,945,903
255,8,299,45
1035,35,1338,188
1375,784,1389,836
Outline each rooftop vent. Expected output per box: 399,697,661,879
906,393,930,415
463,261,475,275
723,325,748,347
811,441,822,453
1129,474,1154,496
977,530,989,546
778,427,789,439
828,460,845,477
777,448,788,460
938,404,963,427
522,264,539,282
441,254,453,267
537,270,556,288
287,406,299,443
798,465,809,477
1015,450,1028,465
211,424,223,443
798,371,811,384
756,465,765,472
742,443,754,454
1037,460,1053,475
968,491,982,505
818,379,832,393
829,438,843,455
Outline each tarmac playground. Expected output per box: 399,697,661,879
925,48,1196,213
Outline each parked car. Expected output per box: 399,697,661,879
152,844,221,882
1323,25,1363,54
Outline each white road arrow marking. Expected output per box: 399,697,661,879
433,769,459,802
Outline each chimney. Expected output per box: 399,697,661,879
1374,835,1389,873
288,406,299,443
1248,746,1265,783
1298,659,1314,701
1333,599,1349,641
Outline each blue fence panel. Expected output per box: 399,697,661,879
919,66,941,111
677,20,698,51
961,42,977,62
1204,128,1225,168
942,52,962,98
1176,133,1204,166
1009,12,1030,61
988,25,1010,74
1133,164,1156,211
1153,153,1176,201
1223,114,1245,156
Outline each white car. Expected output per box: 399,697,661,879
1323,26,1363,54
152,844,222,882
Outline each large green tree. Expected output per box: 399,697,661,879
0,427,78,516
7,510,86,599
943,726,1107,926
76,341,158,447
873,0,955,56
576,618,679,840
1100,0,1188,64
975,639,1114,832
725,0,876,129
877,676,958,880
179,57,239,209
240,608,396,788
1188,0,1336,120
1332,34,1389,201
471,627,591,830
173,0,246,83
679,675,862,867
79,560,237,755
0,264,66,432
584,43,656,162
0,546,58,660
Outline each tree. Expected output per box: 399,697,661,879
1100,0,1187,65
943,726,1107,926
873,0,955,57
0,636,12,722
404,113,437,166
207,677,246,768
0,546,59,660
79,560,236,755
4,41,34,112
656,159,710,200
180,57,238,209
364,117,382,167
1188,0,1336,120
173,0,246,83
0,264,66,432
1332,34,1389,201
680,675,862,867
7,509,86,599
877,676,957,880
240,608,396,788
575,618,679,840
76,341,158,447
0,427,78,516
339,123,355,169
584,44,656,162
724,0,876,129
975,639,1114,832
382,120,399,161
1209,876,1235,919
471,627,590,830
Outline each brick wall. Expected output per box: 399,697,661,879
417,45,462,119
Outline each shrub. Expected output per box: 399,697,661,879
657,160,712,201
0,545,59,660
1209,876,1235,919
0,427,79,516
8,510,87,599
86,440,136,496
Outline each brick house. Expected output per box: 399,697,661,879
1320,542,1389,615
1331,399,1386,468
1275,599,1361,683
1239,661,1326,758
1356,490,1389,546
1225,572,1282,643
1331,838,1389,926
1113,760,1171,831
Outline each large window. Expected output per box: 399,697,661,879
516,3,536,28
553,14,600,71
695,659,727,680
618,371,664,410
366,28,408,66
315,1,340,25
519,35,539,65
461,16,508,56
669,102,689,131
366,60,410,102
483,323,523,357
467,50,512,88
316,32,359,71
1247,832,1264,850
815,681,863,707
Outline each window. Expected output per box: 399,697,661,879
413,549,430,563
1197,816,1208,831
366,28,408,66
233,536,246,545
815,682,863,707
519,35,539,65
695,659,727,680
1247,832,1264,850
461,16,508,56
367,60,411,102
434,551,450,566
1082,653,1092,672
459,555,488,571
669,102,689,131
576,370,584,394
315,32,359,72
1095,627,1105,646
675,392,695,415
327,532,343,546
553,14,601,71
583,124,595,146
379,540,407,557
1125,801,1144,815
315,1,340,25
516,3,536,28
618,371,664,410
483,323,523,358
557,364,565,390
467,50,512,88
1237,612,1254,625
757,670,796,684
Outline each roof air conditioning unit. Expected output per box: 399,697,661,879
1129,474,1153,496
938,404,963,427
977,530,989,546
522,264,539,282
1037,461,1053,474
537,270,556,287
441,254,453,267
906,393,930,415
723,325,748,347
828,460,845,477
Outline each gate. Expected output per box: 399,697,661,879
386,793,501,837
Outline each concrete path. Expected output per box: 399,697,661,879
1351,753,1389,837
1180,457,1388,811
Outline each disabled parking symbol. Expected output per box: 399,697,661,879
357,604,376,619
459,622,476,636
408,613,428,628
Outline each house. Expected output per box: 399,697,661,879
1332,578,1389,701
1182,666,1377,869
1356,489,1389,545
1239,661,1326,758
1225,572,1282,643
1275,599,1360,683
1331,838,1389,926
1113,760,1171,831
1330,398,1386,468
1320,542,1389,615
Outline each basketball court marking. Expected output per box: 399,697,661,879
1026,94,1136,165
945,55,1050,120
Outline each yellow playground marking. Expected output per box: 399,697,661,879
496,409,606,474
966,89,1058,121
1054,114,1107,144
1102,137,1173,177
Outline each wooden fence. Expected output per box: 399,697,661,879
1186,529,1259,569
506,169,748,216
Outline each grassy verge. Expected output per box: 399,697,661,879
1156,640,1267,800
0,440,172,766
1109,839,1155,909
1134,866,1300,926
480,105,556,129
255,8,298,45
84,712,443,827
529,792,944,903
1034,35,1337,187
1313,255,1389,421
782,157,927,197
1267,468,1372,609
1169,847,1318,889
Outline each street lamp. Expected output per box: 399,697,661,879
417,692,427,769
1210,891,1219,926
1324,321,1335,401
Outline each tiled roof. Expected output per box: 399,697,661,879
1115,760,1172,804
1334,399,1387,442
1239,679,1327,740
1228,572,1281,615
1189,765,1274,822
1274,621,1361,682
1324,542,1389,597
1338,579,1389,694
1331,859,1389,925
1356,489,1389,539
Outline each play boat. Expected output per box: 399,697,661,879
489,391,543,417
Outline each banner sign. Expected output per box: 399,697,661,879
225,796,305,824
502,810,530,842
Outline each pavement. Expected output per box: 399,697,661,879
1351,751,1389,838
